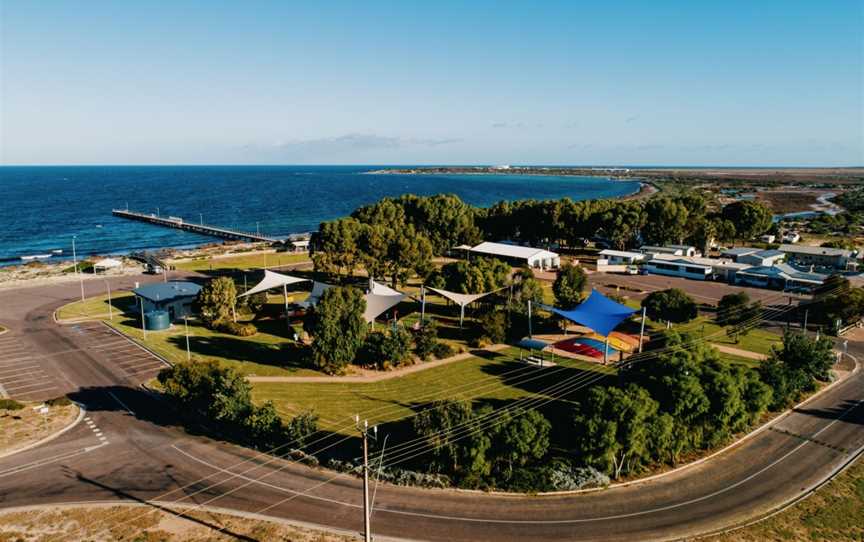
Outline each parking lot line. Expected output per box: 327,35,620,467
0,366,42,375
4,381,57,393
1,374,48,385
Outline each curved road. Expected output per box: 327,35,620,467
0,275,862,541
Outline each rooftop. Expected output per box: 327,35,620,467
721,247,761,256
598,249,644,258
779,244,856,258
134,281,202,303
470,241,558,260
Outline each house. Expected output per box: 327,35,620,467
781,232,801,243
133,281,201,321
597,249,645,265
760,234,776,244
720,247,786,266
469,241,560,270
640,245,685,257
778,244,860,271
666,245,700,257
643,255,712,280
735,264,828,292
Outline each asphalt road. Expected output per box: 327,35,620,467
0,272,862,541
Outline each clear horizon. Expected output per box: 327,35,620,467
2,1,862,167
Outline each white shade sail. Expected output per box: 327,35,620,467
363,281,407,323
426,286,500,307
300,280,335,307
239,269,309,297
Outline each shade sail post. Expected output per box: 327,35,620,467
420,286,426,325
527,300,533,338
639,306,647,353
459,304,465,328
283,283,290,331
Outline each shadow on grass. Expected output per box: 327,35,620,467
166,335,311,372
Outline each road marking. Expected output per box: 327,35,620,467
175,397,864,525
3,381,57,393
0,366,42,375
0,443,108,479
108,391,135,416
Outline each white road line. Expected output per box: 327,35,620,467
0,357,37,365
4,381,56,392
0,443,108,479
108,391,136,415
1,375,48,385
0,366,42,375
11,387,60,398
175,397,864,525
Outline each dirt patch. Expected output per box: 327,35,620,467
0,401,78,456
0,505,356,542
756,190,826,214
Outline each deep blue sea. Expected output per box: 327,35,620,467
0,166,639,264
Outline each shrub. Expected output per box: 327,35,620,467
0,398,24,411
432,341,455,359
479,309,509,344
45,396,72,407
413,320,440,360
217,320,258,337
358,326,413,369
197,277,238,328
546,461,610,491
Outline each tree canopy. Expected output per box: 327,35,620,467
721,200,773,241
197,276,237,328
641,288,698,325
552,262,587,309
305,286,367,374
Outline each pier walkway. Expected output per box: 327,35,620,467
112,209,279,243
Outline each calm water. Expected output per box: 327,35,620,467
0,166,639,264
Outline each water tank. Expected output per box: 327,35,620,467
144,310,171,331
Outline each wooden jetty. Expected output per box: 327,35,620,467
112,209,279,243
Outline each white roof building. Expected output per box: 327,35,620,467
469,242,560,269
598,249,645,264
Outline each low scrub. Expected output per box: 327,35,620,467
216,320,258,337
0,398,23,411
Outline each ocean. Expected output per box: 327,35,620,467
0,165,639,264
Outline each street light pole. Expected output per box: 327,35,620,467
184,316,191,361
104,279,113,321
139,296,147,340
72,235,85,303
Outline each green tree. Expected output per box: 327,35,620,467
552,263,587,309
285,410,319,448
479,309,509,344
312,217,364,280
716,292,751,326
197,276,237,328
721,200,772,241
440,257,511,294
413,399,475,474
641,197,690,246
306,287,367,374
641,288,698,325
493,409,551,478
760,331,835,409
572,384,660,478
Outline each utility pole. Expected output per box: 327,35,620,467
355,415,377,542
527,300,533,338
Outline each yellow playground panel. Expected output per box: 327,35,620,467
585,332,639,353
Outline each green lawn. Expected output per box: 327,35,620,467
59,291,322,377
171,252,309,272
56,291,135,320
709,455,864,541
252,348,615,435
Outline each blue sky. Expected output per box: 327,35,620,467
1,1,862,166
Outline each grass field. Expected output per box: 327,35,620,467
170,251,309,272
709,455,864,541
252,348,615,435
59,291,321,377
